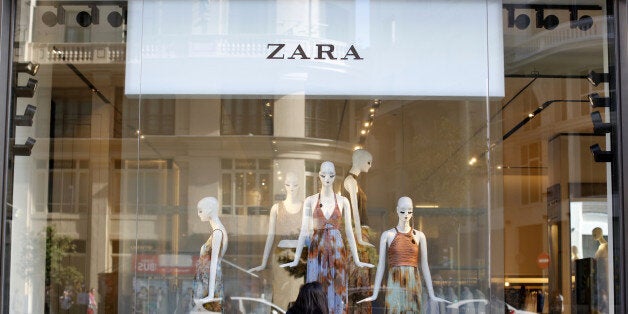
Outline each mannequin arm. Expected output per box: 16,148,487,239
419,231,450,303
357,231,389,303
249,204,278,272
343,178,373,247
280,198,310,268
343,197,373,268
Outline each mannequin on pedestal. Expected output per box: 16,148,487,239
593,227,608,313
342,149,376,313
593,227,607,259
281,161,373,314
358,197,448,313
248,172,304,308
249,172,304,272
193,197,228,312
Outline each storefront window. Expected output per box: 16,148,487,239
4,0,620,313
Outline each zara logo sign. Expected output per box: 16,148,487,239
266,44,363,60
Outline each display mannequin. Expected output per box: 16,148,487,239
281,161,373,314
249,172,303,271
358,197,448,312
193,197,228,312
343,149,374,246
342,149,376,313
248,172,303,308
592,226,609,313
592,227,607,258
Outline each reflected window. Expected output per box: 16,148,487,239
221,99,273,135
221,158,272,215
48,160,90,213
117,160,179,214
124,100,175,136
51,99,92,138
305,99,349,141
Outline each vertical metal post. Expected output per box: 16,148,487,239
0,0,12,312
612,0,627,313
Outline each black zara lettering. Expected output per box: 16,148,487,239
266,44,286,59
288,45,310,59
266,44,363,60
315,44,336,60
341,45,363,60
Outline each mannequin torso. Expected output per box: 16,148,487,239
194,197,228,311
358,197,449,310
249,173,303,272
281,161,373,314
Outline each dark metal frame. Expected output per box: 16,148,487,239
0,0,11,312
614,1,628,313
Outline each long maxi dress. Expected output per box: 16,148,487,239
385,227,422,314
272,201,304,308
194,229,223,312
306,194,348,314
342,172,377,313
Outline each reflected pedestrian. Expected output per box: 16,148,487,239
88,288,97,314
286,282,328,314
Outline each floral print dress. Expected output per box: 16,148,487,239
194,229,223,312
307,194,348,314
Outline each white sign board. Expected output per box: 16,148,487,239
125,0,504,98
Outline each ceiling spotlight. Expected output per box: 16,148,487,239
360,129,367,135
468,157,477,166
14,104,37,126
42,5,65,26
76,11,92,27
588,93,610,108
14,78,38,98
12,137,36,156
575,15,593,31
514,14,531,29
569,8,593,31
42,11,58,27
535,9,559,30
587,71,609,86
15,61,40,76
90,4,100,25
107,11,124,27
506,6,531,30
590,143,612,163
590,111,611,134
363,122,370,127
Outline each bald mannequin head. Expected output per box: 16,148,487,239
197,197,219,221
284,172,299,194
352,149,373,173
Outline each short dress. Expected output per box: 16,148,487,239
194,229,224,312
385,228,422,314
306,194,348,314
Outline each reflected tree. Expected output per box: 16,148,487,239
45,225,83,313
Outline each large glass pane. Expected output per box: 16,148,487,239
4,0,620,313
501,1,616,312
